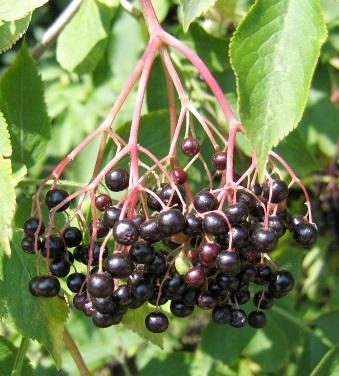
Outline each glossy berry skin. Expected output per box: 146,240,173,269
181,288,199,307
203,212,226,235
49,257,71,277
149,290,168,306
160,184,186,208
253,291,274,309
95,194,112,211
101,206,121,229
197,291,217,310
157,209,186,236
170,300,194,317
181,137,200,157
268,216,286,237
105,167,129,192
231,290,250,305
67,273,86,293
145,312,169,333
139,219,162,243
91,296,116,313
89,220,109,238
164,273,186,298
87,272,114,298
231,225,249,248
132,214,145,229
63,227,83,248
41,236,66,259
251,227,278,252
293,222,318,247
216,251,241,275
147,187,162,211
130,242,155,264
185,266,206,287
23,217,45,235
212,151,227,170
36,276,60,297
225,203,249,224
82,300,94,317
236,190,256,210
149,253,167,274
248,311,267,328
194,191,218,213
199,243,221,267
184,214,202,236
45,189,70,212
230,309,247,328
113,219,139,245
92,310,122,328
263,179,289,203
171,167,187,185
239,266,256,283
255,265,272,285
106,253,134,278
269,270,294,297
131,280,153,302
217,274,238,290
29,277,39,296
113,285,133,306
73,293,87,310
21,235,40,254
212,305,232,324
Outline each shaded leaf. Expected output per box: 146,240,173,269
0,231,69,369
0,44,50,170
140,352,190,376
0,14,31,53
181,0,217,31
0,0,48,21
230,0,327,180
309,345,339,376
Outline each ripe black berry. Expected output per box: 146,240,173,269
171,167,188,185
89,220,109,238
82,300,94,317
164,273,186,298
21,235,40,254
181,288,198,306
212,305,232,324
105,167,129,192
248,311,267,328
87,272,114,297
113,219,139,245
217,274,238,290
225,203,249,224
29,277,39,296
197,291,217,310
92,310,122,328
170,300,194,317
255,265,272,285
73,293,87,310
262,179,289,203
157,209,185,236
49,257,71,277
181,137,200,157
23,217,45,235
63,227,83,247
113,285,133,306
293,222,318,247
160,184,186,208
91,296,116,313
130,242,155,264
212,151,227,170
269,270,294,297
145,312,169,333
147,187,162,211
251,227,278,252
185,266,206,287
139,218,162,243
253,290,274,309
184,213,202,236
268,216,286,237
132,214,145,228
131,280,153,302
203,212,226,235
149,253,167,274
36,276,60,297
106,252,134,278
199,243,220,267
41,236,66,259
216,251,241,275
102,206,122,228
95,194,112,211
194,190,218,213
230,309,247,328
231,225,249,248
236,190,256,210
67,273,86,293
45,189,70,212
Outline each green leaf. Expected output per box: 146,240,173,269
0,0,48,21
0,336,34,376
313,311,339,345
0,112,15,255
309,346,339,376
230,0,327,180
0,14,31,54
56,0,116,74
147,56,168,112
122,304,165,348
181,0,217,31
140,353,191,376
0,44,50,170
201,322,256,365
0,232,69,369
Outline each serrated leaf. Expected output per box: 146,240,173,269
0,0,48,22
0,232,69,369
122,304,164,348
181,0,217,31
0,45,50,170
56,0,115,74
0,14,31,54
0,112,15,255
0,336,34,376
230,0,327,180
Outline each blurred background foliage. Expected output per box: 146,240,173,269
0,0,338,375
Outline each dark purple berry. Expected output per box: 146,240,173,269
106,252,134,278
293,222,318,247
113,285,133,306
157,209,185,236
185,266,205,287
236,190,256,210
73,293,87,310
149,253,167,274
197,291,217,310
29,277,39,296
216,251,241,275
251,227,278,252
91,295,116,313
181,137,200,157
184,214,202,236
21,235,40,254
67,273,86,293
212,151,227,170
113,219,139,245
248,311,267,328
230,309,247,328
131,280,153,302
171,167,187,185
36,276,60,297
253,290,274,309
49,257,71,277
203,212,226,235
41,236,66,259
199,243,220,267
164,273,186,298
145,312,169,333
105,167,129,192
225,203,249,224
170,300,194,317
268,216,286,237
212,305,232,324
23,217,45,235
262,179,289,203
95,194,112,211
130,242,155,264
139,218,162,243
63,227,82,247
45,189,70,212
87,272,114,297
269,270,294,297
194,190,218,213
102,206,121,228
89,219,109,238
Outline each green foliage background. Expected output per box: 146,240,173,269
0,0,338,375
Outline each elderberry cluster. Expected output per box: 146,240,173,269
22,136,318,333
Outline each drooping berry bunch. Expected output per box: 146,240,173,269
20,0,317,334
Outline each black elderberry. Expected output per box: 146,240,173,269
212,305,232,324
293,222,318,247
73,244,88,264
92,310,121,328
157,209,186,236
203,212,227,235
89,220,109,238
63,227,83,248
113,285,133,306
197,291,217,310
170,300,194,317
23,217,45,235
82,300,94,317
231,225,249,248
102,206,122,228
105,167,129,192
255,265,272,285
139,218,162,243
263,179,289,203
217,274,238,290
49,257,71,278
248,311,267,328
131,280,153,302
106,252,134,278
45,189,70,212
87,272,114,297
95,194,112,211
36,276,60,297
239,265,256,283
269,270,294,297
149,289,168,306
212,151,227,170
185,266,206,287
184,213,202,236
145,312,169,333
149,252,167,274
268,216,286,237
236,190,256,210
231,289,250,305
21,235,40,254
164,273,186,298
147,187,162,211
199,243,220,267
181,288,199,307
251,227,278,252
225,203,249,224
29,277,39,296
132,214,145,228
67,273,86,293
91,296,116,313
41,236,66,259
160,184,186,208
113,219,139,245
216,251,241,275
181,137,200,157
130,242,155,264
253,290,274,309
73,293,87,310
194,190,218,213
230,308,247,328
